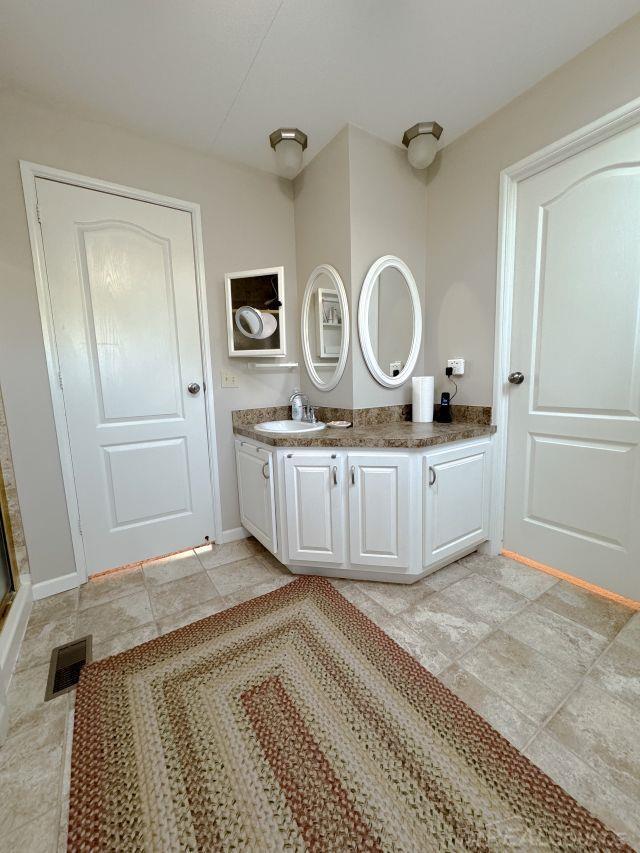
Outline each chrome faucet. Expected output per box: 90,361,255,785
303,404,317,424
289,389,308,421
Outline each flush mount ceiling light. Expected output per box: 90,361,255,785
269,127,308,178
402,122,443,169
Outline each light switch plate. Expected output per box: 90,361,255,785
447,358,465,376
221,370,239,388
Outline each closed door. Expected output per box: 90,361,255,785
424,441,490,567
504,123,640,599
348,452,410,568
37,178,215,575
284,454,345,563
235,441,277,554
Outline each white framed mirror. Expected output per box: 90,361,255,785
358,255,422,388
301,264,349,391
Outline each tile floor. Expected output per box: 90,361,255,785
2,542,639,851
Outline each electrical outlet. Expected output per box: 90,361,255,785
447,358,465,376
221,370,239,388
389,360,403,376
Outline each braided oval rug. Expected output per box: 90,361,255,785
68,575,629,851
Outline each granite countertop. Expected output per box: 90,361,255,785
233,419,495,449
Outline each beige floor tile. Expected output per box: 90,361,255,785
148,571,223,620
402,589,494,660
77,589,154,644
222,575,292,608
254,549,291,575
459,630,581,724
616,611,640,650
78,567,145,611
547,679,640,800
6,664,67,736
92,623,159,660
207,556,279,597
536,580,634,640
156,597,229,635
441,573,527,625
439,663,537,750
525,730,640,849
459,553,558,600
29,588,79,630
421,561,472,592
0,808,60,853
588,639,640,711
0,731,63,834
383,619,451,675
502,601,609,672
142,549,203,587
15,613,78,673
195,539,259,570
356,579,430,616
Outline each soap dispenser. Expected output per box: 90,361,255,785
289,389,305,422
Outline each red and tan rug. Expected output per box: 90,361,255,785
69,576,629,851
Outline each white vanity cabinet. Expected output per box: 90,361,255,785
235,434,493,583
348,452,412,569
423,439,491,567
235,440,277,553
283,452,346,564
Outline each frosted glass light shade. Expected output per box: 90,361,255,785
274,139,304,178
407,133,438,169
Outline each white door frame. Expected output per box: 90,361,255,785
488,95,640,557
20,161,223,591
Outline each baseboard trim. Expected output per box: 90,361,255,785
220,526,250,544
0,576,33,695
31,571,80,601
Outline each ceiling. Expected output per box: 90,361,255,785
1,0,639,175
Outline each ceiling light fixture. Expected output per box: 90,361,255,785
269,128,308,178
402,122,443,169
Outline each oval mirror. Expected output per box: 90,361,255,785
358,255,422,388
301,264,350,391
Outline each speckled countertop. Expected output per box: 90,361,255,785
233,418,495,449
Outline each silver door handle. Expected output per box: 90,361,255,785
507,371,525,385
187,382,201,394
428,465,436,486
332,465,338,486
262,462,270,480
350,465,355,485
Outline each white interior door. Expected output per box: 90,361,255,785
37,178,215,575
284,454,345,564
504,122,640,599
348,452,410,568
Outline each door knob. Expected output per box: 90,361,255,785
187,382,201,395
508,372,525,385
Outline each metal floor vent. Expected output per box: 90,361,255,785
45,635,92,701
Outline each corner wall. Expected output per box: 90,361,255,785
293,124,428,410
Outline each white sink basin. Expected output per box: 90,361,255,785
255,419,325,434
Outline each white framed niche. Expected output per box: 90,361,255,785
225,266,286,357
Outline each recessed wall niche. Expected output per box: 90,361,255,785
225,266,286,357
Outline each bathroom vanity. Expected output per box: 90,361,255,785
233,411,495,583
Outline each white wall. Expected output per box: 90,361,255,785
294,124,428,409
0,88,299,585
425,13,640,405
348,125,427,408
293,127,353,407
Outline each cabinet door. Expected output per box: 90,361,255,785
348,452,411,568
235,441,277,553
284,454,345,563
423,440,491,566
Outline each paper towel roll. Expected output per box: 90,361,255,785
412,376,434,423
